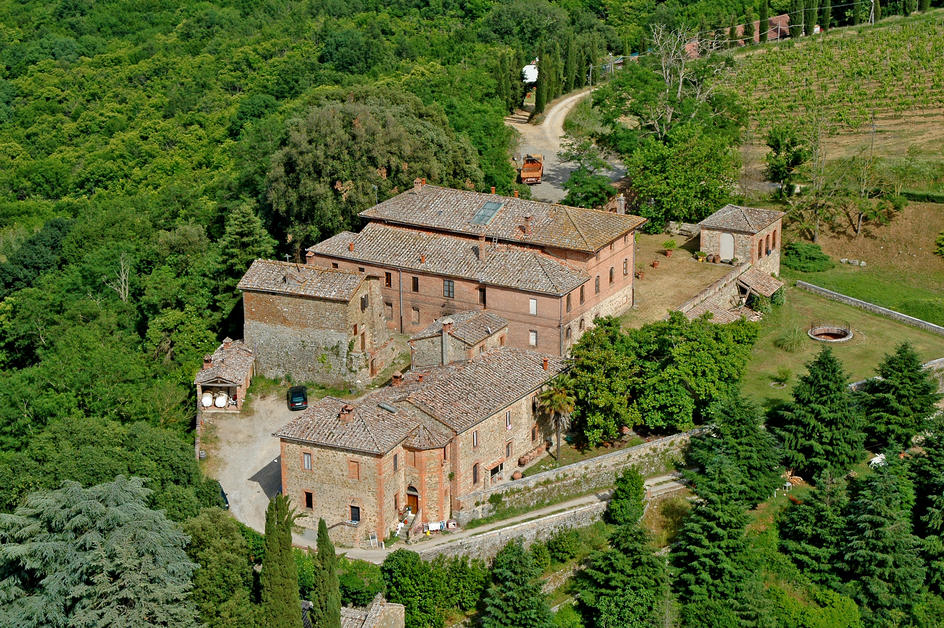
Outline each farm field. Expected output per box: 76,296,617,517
741,287,944,408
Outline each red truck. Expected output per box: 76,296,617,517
519,154,544,184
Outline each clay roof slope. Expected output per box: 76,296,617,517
406,348,566,434
410,311,508,345
237,259,363,301
737,267,785,297
310,223,589,296
194,339,254,385
699,204,784,234
360,184,646,253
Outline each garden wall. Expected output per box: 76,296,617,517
454,431,694,525
675,263,751,316
796,281,944,337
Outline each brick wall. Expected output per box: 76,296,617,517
244,278,393,387
454,431,693,524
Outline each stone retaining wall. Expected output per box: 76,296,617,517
454,431,693,524
676,263,751,315
796,281,944,337
418,501,608,561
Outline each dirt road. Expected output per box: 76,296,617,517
505,89,625,203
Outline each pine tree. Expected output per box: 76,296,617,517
911,420,944,593
859,342,941,450
606,467,646,525
564,36,577,93
533,47,547,115
842,462,926,625
480,541,554,628
821,0,833,29
261,494,303,628
309,519,341,628
576,524,669,626
759,0,770,42
805,0,819,35
219,201,276,287
776,348,864,480
778,472,848,590
790,0,804,38
686,393,782,507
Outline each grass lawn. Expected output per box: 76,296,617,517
742,286,944,410
522,436,643,477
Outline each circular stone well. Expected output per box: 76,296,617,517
808,324,853,343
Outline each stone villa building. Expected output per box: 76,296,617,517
409,311,509,368
275,340,566,546
238,259,395,387
306,181,647,355
698,204,784,275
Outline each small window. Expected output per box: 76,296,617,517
384,302,393,319
348,460,360,480
566,294,572,312
610,243,614,251
443,446,448,461
332,262,339,269
623,259,628,276
350,505,361,523
472,463,479,485
579,318,585,331
505,411,512,430
411,276,419,292
384,272,392,287
532,425,538,441
411,307,420,324
443,279,455,298
528,330,537,346
360,294,369,312
499,335,506,346
529,298,537,315
304,491,313,509
579,286,585,304
506,442,512,458
594,276,600,294
565,326,572,339
353,324,358,336
472,430,479,448
303,452,312,470
393,453,398,471
609,267,614,284
624,235,628,245
478,287,487,305
394,493,399,510
358,267,365,273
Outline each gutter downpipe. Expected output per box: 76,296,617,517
397,269,404,333
559,292,564,356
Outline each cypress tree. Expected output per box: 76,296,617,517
744,9,755,43
309,519,341,628
759,0,770,42
842,462,926,625
821,0,832,30
533,47,547,115
564,36,577,94
606,467,645,525
261,495,303,628
776,348,864,480
874,0,881,21
789,0,804,38
920,0,930,12
858,342,941,450
728,15,738,47
805,0,819,35
480,541,554,628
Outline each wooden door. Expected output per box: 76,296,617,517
407,493,419,513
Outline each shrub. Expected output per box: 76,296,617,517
935,231,944,258
774,326,805,352
553,602,585,627
747,292,772,314
606,467,645,525
530,542,552,571
338,556,384,607
547,529,581,562
662,239,677,250
771,286,785,306
782,242,833,272
772,367,792,386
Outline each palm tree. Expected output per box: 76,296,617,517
539,380,575,465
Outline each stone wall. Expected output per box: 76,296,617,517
676,263,751,315
796,281,944,337
454,431,692,524
418,501,608,561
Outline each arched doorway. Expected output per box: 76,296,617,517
720,233,735,261
406,486,419,514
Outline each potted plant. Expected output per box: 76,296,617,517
662,239,677,257
695,251,707,263
651,259,659,269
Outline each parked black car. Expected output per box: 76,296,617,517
287,385,308,411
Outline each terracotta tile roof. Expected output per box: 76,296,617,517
684,299,746,324
309,223,589,296
410,311,508,346
699,204,784,234
275,348,564,453
360,184,646,253
737,266,784,297
194,339,254,385
237,259,363,302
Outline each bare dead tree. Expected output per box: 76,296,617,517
103,251,132,302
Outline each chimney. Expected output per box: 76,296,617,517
202,355,212,369
420,254,426,264
616,193,626,215
542,357,549,371
418,373,425,383
305,250,314,264
222,337,233,350
490,186,496,194
478,234,487,261
348,241,355,252
339,404,355,423
391,371,403,387
441,317,454,366
524,215,533,235
513,190,519,198
421,177,426,185
413,177,424,193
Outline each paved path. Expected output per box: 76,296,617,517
505,89,625,203
317,473,686,564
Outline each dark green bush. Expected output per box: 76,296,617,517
547,529,581,562
782,242,834,272
771,286,785,306
747,292,772,314
338,556,384,607
530,541,552,571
